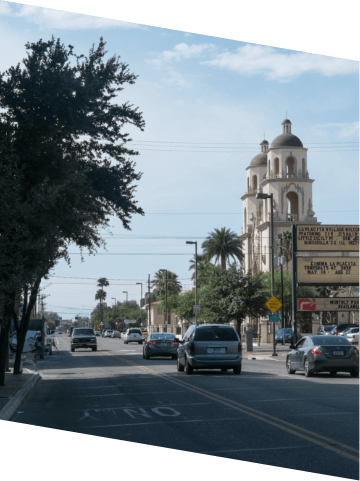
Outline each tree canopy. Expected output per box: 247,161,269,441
201,227,244,269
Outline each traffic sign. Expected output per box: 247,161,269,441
96,324,100,330
193,305,201,315
268,313,280,322
265,296,282,313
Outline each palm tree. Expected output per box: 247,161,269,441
188,254,209,281
282,231,292,271
201,227,244,269
97,277,109,325
151,270,182,296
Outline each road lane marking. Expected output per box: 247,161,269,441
81,416,245,429
86,402,211,412
99,349,359,462
203,446,304,454
79,389,187,397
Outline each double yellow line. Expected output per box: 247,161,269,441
100,350,359,463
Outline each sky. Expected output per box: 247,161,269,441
0,0,359,322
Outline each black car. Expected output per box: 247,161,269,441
331,324,359,336
275,328,300,345
71,328,97,352
286,335,359,377
143,333,179,359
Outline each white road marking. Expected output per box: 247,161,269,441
77,410,100,422
123,408,152,419
87,402,211,412
151,407,181,417
79,389,187,398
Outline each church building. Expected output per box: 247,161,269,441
239,119,321,340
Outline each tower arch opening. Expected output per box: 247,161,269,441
286,191,299,221
244,207,247,232
302,158,306,177
286,157,296,178
252,175,257,192
274,157,280,177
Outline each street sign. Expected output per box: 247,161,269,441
96,324,100,330
268,313,280,322
297,257,359,285
193,305,201,315
297,225,359,251
124,319,137,324
298,297,359,312
265,296,282,313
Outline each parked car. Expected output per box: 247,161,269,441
317,325,336,336
103,330,113,338
275,328,300,344
177,324,242,375
94,330,100,337
331,324,358,336
286,335,359,377
340,327,359,337
111,330,120,338
71,328,97,352
124,328,143,344
58,330,62,335
143,333,179,359
347,332,359,344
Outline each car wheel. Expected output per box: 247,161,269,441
177,357,184,372
49,349,52,356
92,347,97,352
221,368,228,372
145,352,150,360
71,347,75,352
124,341,128,344
304,358,313,377
233,365,241,375
350,370,359,378
286,357,295,374
185,358,193,375
329,371,337,376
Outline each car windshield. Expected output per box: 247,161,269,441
73,329,94,336
323,326,334,332
277,329,292,334
129,329,141,334
150,334,175,340
194,327,238,342
311,336,351,346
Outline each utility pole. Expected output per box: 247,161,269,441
279,234,285,329
148,274,151,331
159,269,168,328
186,241,198,324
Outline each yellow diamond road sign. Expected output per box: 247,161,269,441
265,296,282,313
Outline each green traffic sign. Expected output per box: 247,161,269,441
268,313,280,322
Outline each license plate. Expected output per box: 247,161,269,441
160,343,170,347
207,347,226,354
332,350,345,356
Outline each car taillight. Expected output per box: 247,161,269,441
188,342,195,353
171,341,179,345
238,341,242,352
311,347,324,355
353,347,359,355
148,341,156,345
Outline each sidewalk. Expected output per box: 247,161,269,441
242,341,289,362
0,367,40,421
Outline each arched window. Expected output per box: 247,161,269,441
274,157,280,177
286,191,299,221
286,157,296,178
252,175,257,192
302,158,306,177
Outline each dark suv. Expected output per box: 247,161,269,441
177,324,242,375
71,328,97,352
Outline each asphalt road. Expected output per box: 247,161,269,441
12,335,359,479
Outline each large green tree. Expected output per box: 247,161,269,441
201,227,244,269
0,37,145,383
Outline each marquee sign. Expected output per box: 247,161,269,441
297,225,359,251
297,257,359,285
297,297,359,312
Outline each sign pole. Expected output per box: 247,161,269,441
292,224,298,344
270,193,277,356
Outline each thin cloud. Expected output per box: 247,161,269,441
201,44,358,81
151,43,216,66
312,121,359,138
2,3,143,30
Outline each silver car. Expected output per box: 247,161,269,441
143,333,179,359
177,324,242,375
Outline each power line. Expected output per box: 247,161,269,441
132,140,359,145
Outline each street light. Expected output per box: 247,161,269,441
256,192,277,356
186,241,198,324
159,269,168,328
122,291,128,302
136,282,143,302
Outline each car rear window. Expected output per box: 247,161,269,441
150,334,175,340
129,329,141,334
323,326,334,332
194,327,238,342
312,336,351,345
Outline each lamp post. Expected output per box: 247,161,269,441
122,291,128,302
136,282,143,303
256,192,277,356
159,269,168,329
186,241,198,324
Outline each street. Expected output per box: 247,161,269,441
11,335,359,479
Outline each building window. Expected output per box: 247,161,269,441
252,175,257,192
286,191,299,221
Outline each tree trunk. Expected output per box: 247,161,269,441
14,277,41,374
0,292,16,386
221,254,226,270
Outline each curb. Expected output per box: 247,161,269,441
0,372,40,421
244,355,285,362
